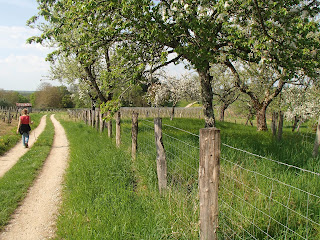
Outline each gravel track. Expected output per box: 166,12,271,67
0,115,69,240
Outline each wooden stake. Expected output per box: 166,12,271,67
199,127,220,240
154,118,167,193
131,112,138,160
116,112,121,148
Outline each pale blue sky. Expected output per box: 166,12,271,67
0,0,190,91
0,0,55,91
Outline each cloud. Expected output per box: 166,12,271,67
0,26,48,52
0,54,50,73
0,54,51,91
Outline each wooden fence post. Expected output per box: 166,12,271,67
91,110,95,127
95,110,100,131
154,118,167,193
7,111,11,124
88,110,91,126
199,127,220,240
99,111,105,133
107,120,112,137
313,116,320,157
131,112,139,159
116,112,121,148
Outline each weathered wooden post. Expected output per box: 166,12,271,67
313,116,320,157
99,111,105,133
116,111,121,148
199,127,220,240
131,112,139,160
96,109,100,131
7,110,11,124
88,110,91,126
107,120,112,137
91,110,95,128
154,118,167,193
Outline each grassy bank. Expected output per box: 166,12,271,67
56,115,191,239
57,114,320,239
0,113,43,156
0,115,54,230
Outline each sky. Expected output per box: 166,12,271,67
0,0,191,92
0,0,57,91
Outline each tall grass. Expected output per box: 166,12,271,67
57,114,319,239
117,117,320,239
0,115,54,230
56,115,192,239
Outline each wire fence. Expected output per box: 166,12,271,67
220,142,320,239
68,109,320,239
132,118,319,239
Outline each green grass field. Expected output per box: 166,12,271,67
55,113,320,239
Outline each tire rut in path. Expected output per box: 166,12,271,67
0,115,69,240
0,115,47,178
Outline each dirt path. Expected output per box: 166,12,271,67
0,115,47,178
0,115,69,240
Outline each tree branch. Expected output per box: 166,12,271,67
146,54,183,74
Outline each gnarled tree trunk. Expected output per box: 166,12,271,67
198,64,215,128
256,106,268,131
219,103,227,122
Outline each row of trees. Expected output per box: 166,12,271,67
0,84,74,110
28,0,320,130
0,89,29,108
31,83,74,109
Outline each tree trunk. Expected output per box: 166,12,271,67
256,106,268,131
219,104,226,122
313,116,320,157
292,116,299,132
271,112,278,136
170,104,175,121
198,64,215,128
277,111,283,140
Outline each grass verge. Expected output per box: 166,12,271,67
56,114,320,239
0,115,54,230
55,115,192,239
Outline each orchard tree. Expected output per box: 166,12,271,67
28,0,320,128
148,74,201,118
122,0,320,128
284,85,320,131
210,64,239,122
223,0,320,130
28,0,170,115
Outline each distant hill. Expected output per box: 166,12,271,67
17,91,35,96
2,90,35,96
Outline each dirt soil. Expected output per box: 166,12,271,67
0,114,69,240
0,118,18,137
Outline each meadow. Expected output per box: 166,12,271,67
55,113,320,239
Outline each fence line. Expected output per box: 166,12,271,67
68,109,320,239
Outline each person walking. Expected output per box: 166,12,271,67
17,108,33,148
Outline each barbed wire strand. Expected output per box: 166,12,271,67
223,143,320,176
